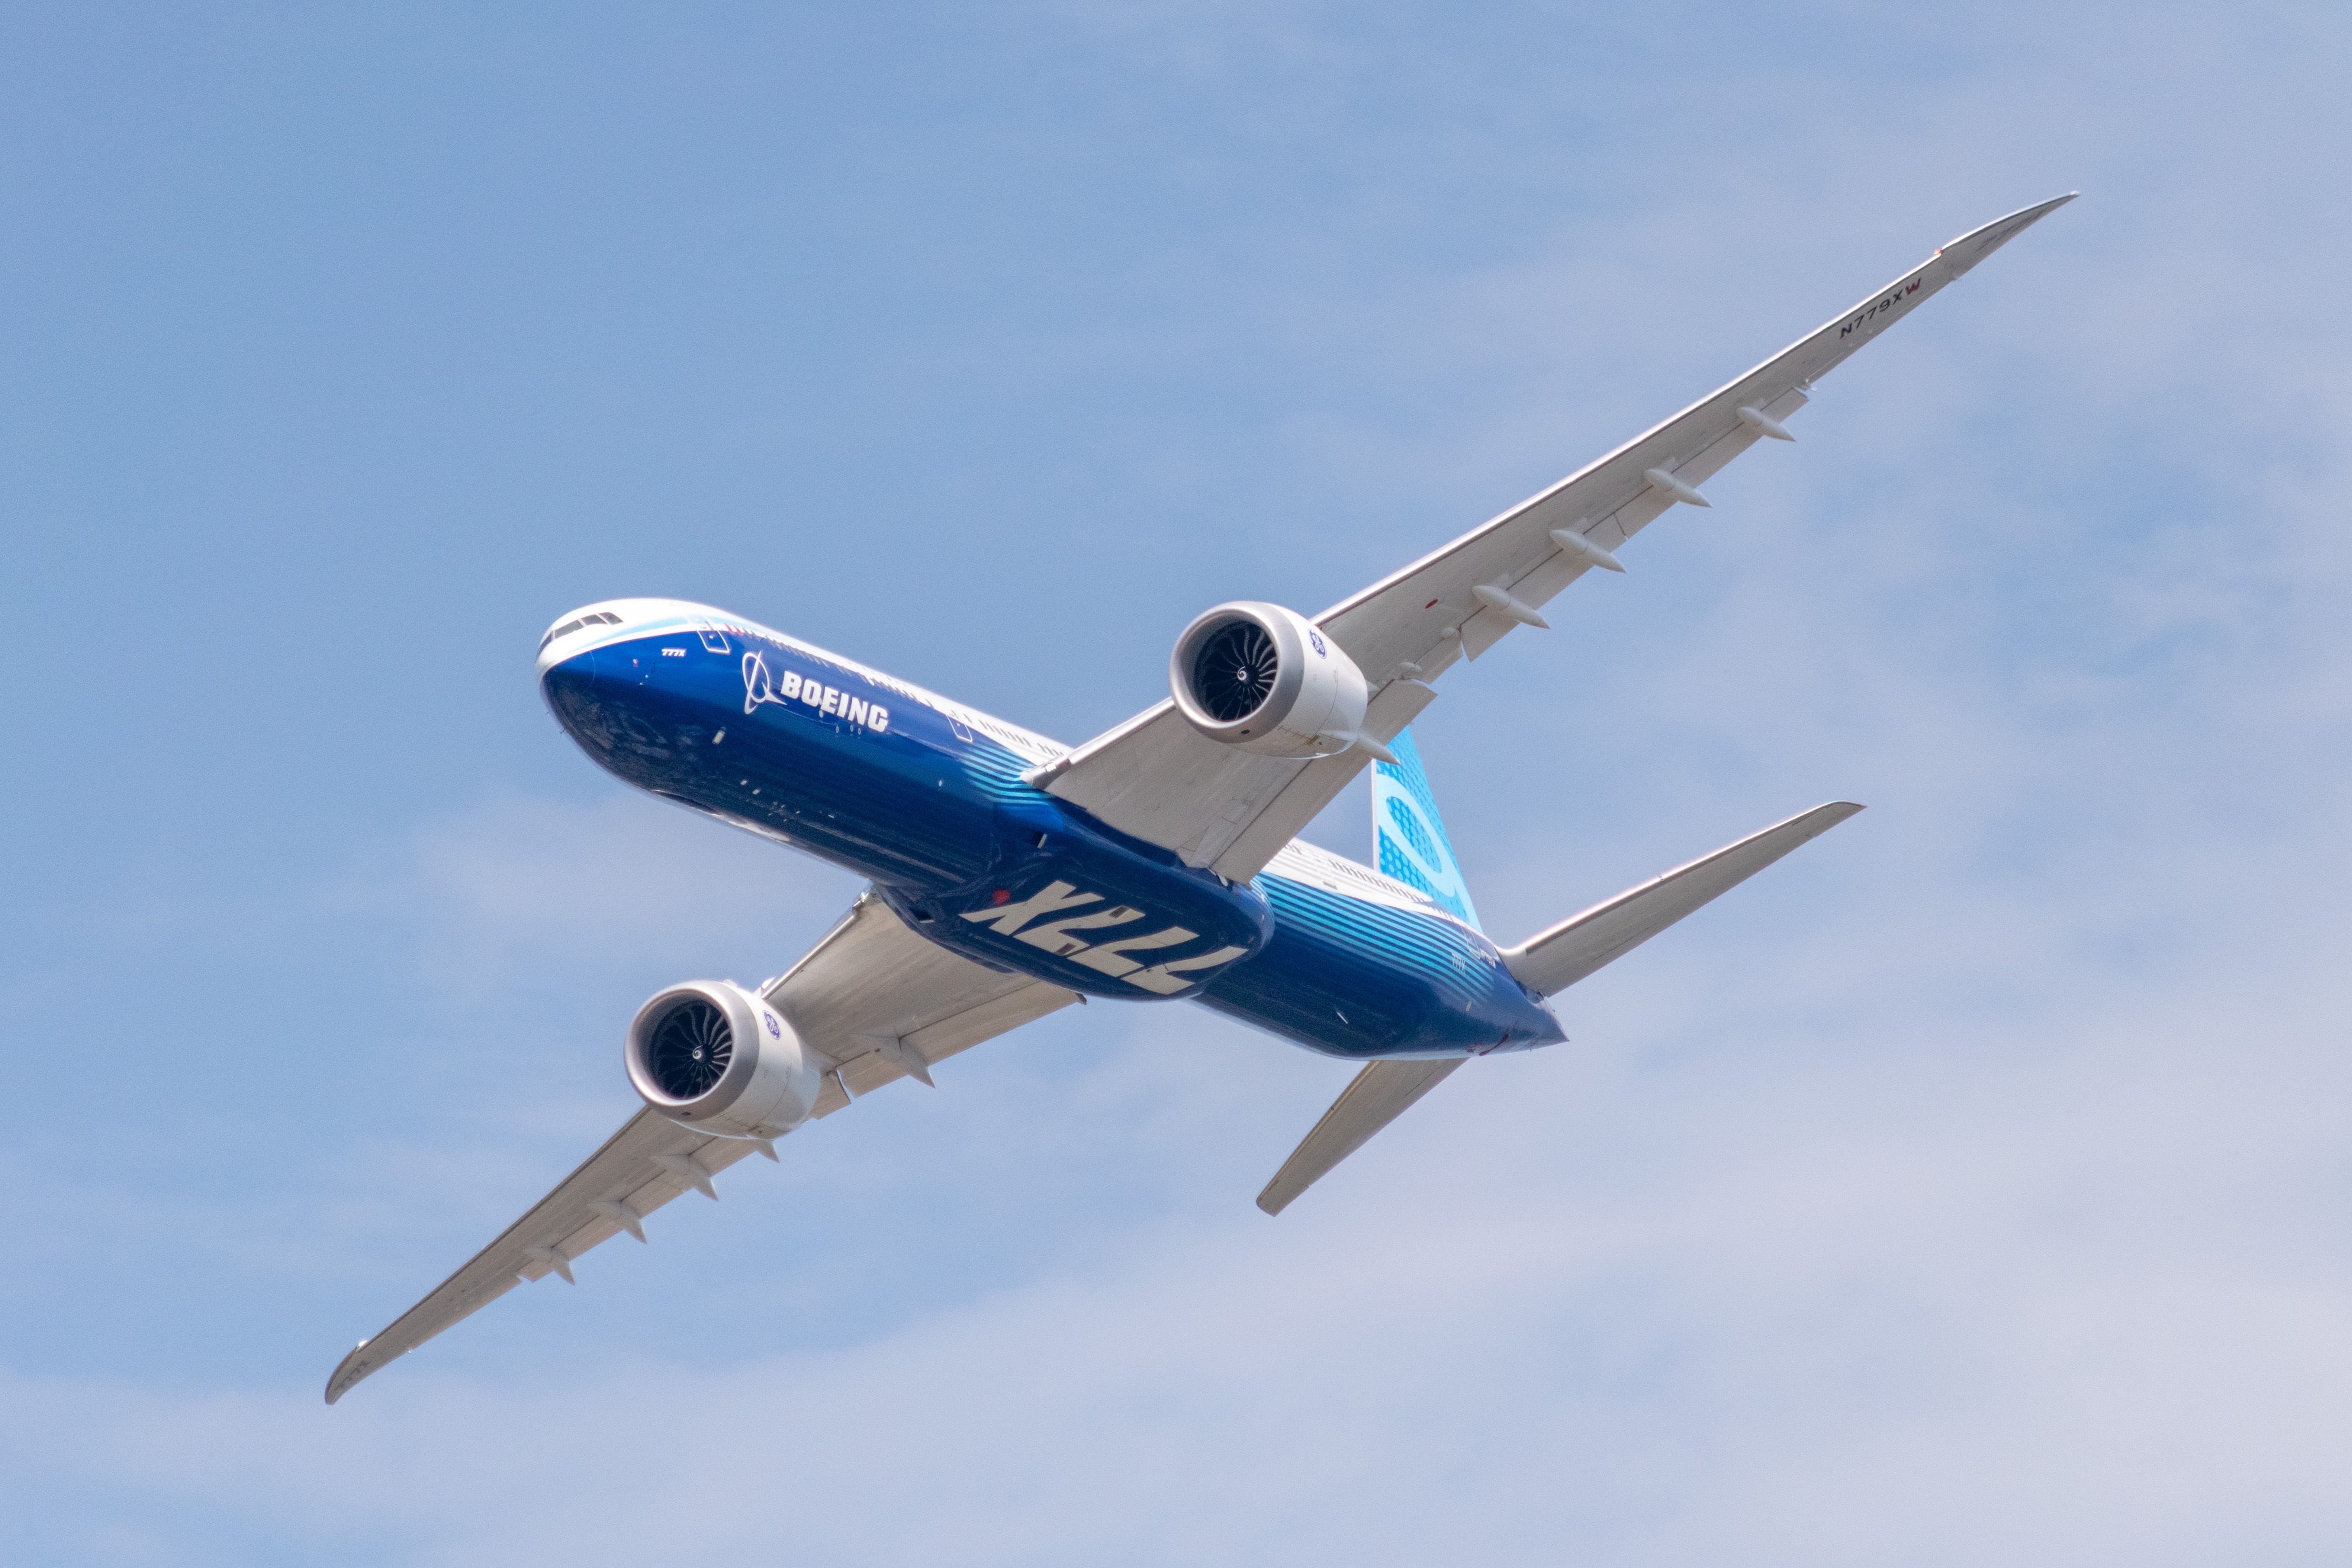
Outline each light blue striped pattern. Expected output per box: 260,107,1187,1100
1371,727,1480,930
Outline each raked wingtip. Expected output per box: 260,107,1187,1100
1941,191,2079,256
324,1348,362,1405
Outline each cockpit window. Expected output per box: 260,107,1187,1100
540,611,629,651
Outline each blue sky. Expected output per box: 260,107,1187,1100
6,2,2351,1562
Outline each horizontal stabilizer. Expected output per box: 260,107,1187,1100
1500,802,1863,996
1257,1057,1464,1215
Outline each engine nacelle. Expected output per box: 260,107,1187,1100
624,980,822,1141
1169,601,1371,758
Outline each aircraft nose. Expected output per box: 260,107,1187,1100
536,605,626,674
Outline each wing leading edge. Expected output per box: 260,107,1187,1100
1315,193,2077,680
326,892,1077,1404
1036,195,2075,880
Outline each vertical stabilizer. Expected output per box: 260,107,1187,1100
1371,728,1481,930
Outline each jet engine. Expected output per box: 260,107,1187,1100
623,980,822,1140
1169,601,1371,758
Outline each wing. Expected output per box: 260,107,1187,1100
774,889,1081,1106
1035,195,2075,881
325,892,1077,1404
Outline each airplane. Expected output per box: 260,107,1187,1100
326,193,2074,1403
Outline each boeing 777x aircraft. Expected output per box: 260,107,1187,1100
327,194,2073,1402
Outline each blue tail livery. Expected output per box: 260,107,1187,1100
1371,728,1480,930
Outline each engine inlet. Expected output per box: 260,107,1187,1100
1191,619,1279,721
647,998,732,1097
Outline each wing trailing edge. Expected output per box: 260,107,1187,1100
325,892,1078,1404
1029,197,2070,884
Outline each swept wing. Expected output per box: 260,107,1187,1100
1036,195,2075,879
326,892,1075,1403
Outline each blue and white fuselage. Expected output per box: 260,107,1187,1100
539,598,1563,1061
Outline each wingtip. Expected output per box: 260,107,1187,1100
1939,192,2079,260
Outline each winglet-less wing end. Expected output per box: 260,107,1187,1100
326,1340,380,1405
1307,194,2074,700
1938,192,2077,268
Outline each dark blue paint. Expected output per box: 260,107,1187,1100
542,618,1562,1060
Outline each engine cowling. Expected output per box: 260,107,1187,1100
1169,601,1371,758
624,980,822,1140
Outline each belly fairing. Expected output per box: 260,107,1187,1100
872,824,1275,1002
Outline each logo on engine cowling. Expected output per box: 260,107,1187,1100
764,1011,781,1038
960,880,1249,994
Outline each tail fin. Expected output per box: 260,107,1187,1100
1372,728,1480,930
